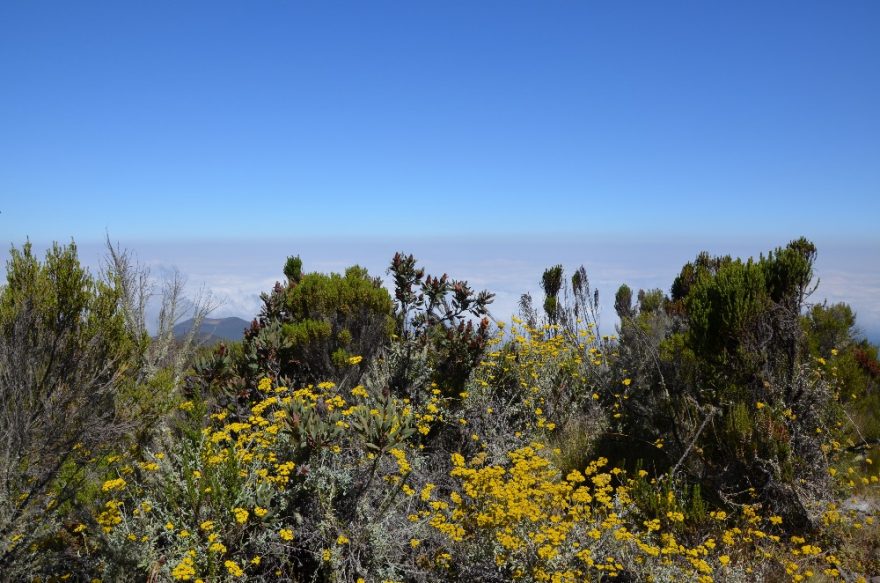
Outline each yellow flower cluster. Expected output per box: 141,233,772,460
417,439,852,582
171,552,197,581
84,327,877,582
101,478,126,492
388,448,411,474
224,560,244,577
96,500,123,533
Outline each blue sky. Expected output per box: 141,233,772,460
2,1,879,240
1,2,879,336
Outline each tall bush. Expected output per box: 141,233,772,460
0,242,134,574
615,238,836,526
194,258,394,407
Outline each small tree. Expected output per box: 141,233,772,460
387,252,494,399
541,265,564,327
615,238,835,526
0,242,134,574
196,257,394,402
0,239,214,576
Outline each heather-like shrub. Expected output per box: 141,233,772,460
612,239,841,528
0,240,211,577
83,373,444,582
193,259,394,404
388,252,494,398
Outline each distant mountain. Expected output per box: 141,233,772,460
173,316,250,345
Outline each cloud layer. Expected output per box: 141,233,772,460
5,236,878,343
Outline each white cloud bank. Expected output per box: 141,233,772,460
4,235,879,342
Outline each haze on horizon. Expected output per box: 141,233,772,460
4,234,877,349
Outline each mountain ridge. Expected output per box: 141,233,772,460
172,316,249,345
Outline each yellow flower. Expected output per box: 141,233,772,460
336,534,350,545
101,478,126,492
233,507,249,524
254,506,268,517
224,560,244,577
171,555,196,581
388,448,411,474
720,555,730,566
209,541,227,554
279,528,294,541
347,355,363,365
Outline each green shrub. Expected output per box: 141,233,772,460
197,259,395,403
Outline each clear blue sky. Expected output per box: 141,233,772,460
2,1,878,242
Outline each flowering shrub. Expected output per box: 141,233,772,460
63,320,877,581
82,376,435,581
3,244,878,581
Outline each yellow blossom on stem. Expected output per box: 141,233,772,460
101,478,126,492
233,507,249,524
224,560,244,577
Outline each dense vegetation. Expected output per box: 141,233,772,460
0,238,877,582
